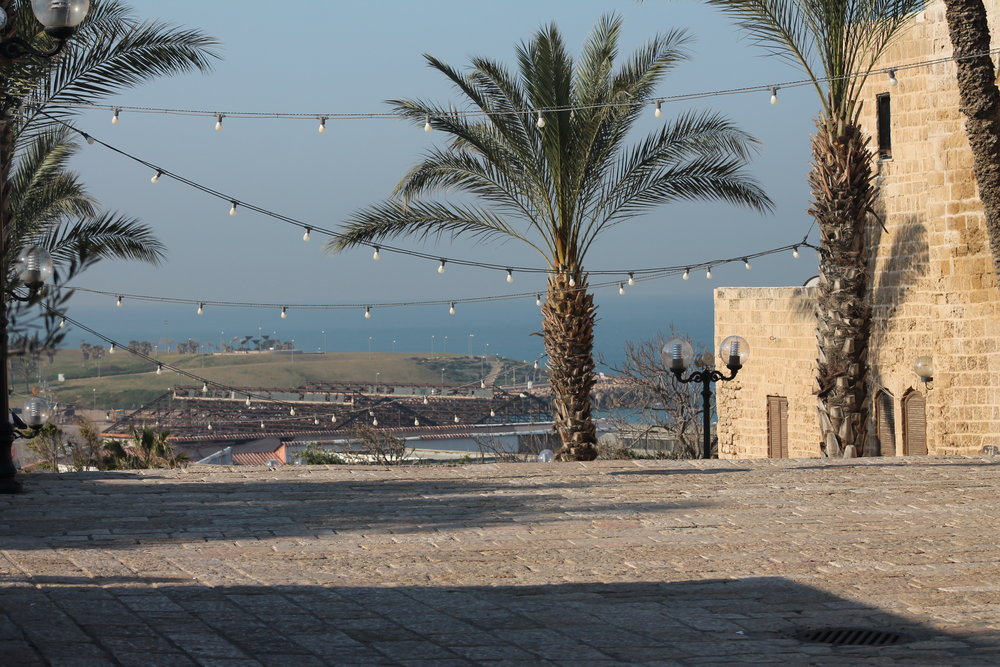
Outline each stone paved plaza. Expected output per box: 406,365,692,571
1,457,999,665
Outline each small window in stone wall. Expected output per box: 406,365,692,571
877,93,892,160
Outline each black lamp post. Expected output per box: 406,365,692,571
661,335,749,459
0,0,91,495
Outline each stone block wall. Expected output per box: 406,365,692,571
715,287,820,458
716,0,1000,458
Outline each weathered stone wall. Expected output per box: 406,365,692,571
715,287,820,458
717,0,1000,458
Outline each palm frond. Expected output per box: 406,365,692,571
38,211,167,269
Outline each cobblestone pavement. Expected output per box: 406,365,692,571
1,457,999,665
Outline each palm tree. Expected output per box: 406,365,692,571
942,0,1000,279
328,15,772,460
708,0,924,457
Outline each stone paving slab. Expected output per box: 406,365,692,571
1,456,999,665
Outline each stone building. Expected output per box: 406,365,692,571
715,0,1000,458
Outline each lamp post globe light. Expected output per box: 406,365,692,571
0,0,91,494
661,335,749,459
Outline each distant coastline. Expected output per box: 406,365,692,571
57,293,713,371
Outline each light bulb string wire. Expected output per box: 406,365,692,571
43,307,544,430
39,109,814,278
65,235,816,313
52,47,1000,122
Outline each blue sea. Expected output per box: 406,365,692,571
58,293,713,371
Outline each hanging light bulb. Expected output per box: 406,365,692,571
568,276,576,287
59,318,66,329
619,283,626,295
424,114,433,132
414,417,420,426
506,268,514,283
151,169,162,184
372,417,378,426
888,69,898,86
202,382,208,393
793,246,801,259
229,201,238,217
438,259,446,274
423,395,429,404
108,343,116,354
533,360,539,370
683,268,690,280
535,294,542,306
743,258,752,270
490,409,496,417
453,415,460,423
627,272,635,286
654,100,663,118
372,246,381,261
280,306,288,319
364,306,372,319
536,110,545,128
770,87,779,105
156,365,162,375
314,417,320,425
245,396,251,407
331,413,337,422
83,133,95,145
318,116,327,133
197,303,204,315
302,227,311,242
116,295,123,307
261,421,265,429
449,302,456,315
207,422,213,431
215,114,224,131
111,108,120,125
290,407,296,416
706,266,713,279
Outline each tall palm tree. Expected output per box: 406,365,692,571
328,15,772,460
942,0,1000,279
708,0,924,457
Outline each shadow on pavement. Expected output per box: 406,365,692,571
2,471,714,549
0,575,993,664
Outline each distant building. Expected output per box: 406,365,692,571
715,0,1000,458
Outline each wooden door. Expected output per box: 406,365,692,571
767,396,789,458
902,391,928,456
876,390,896,457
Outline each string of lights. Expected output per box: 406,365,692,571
66,236,815,318
43,110,814,281
56,47,1000,126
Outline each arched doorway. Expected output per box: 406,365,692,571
875,389,896,456
901,390,928,456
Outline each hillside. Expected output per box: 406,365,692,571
14,350,539,411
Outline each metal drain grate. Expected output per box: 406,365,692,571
793,627,905,646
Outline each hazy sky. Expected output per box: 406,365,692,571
60,0,823,358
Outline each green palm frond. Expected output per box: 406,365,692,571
333,13,770,271
706,0,925,118
15,0,220,133
38,210,167,269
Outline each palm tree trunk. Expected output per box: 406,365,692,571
542,272,598,461
810,118,877,457
943,0,1000,279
